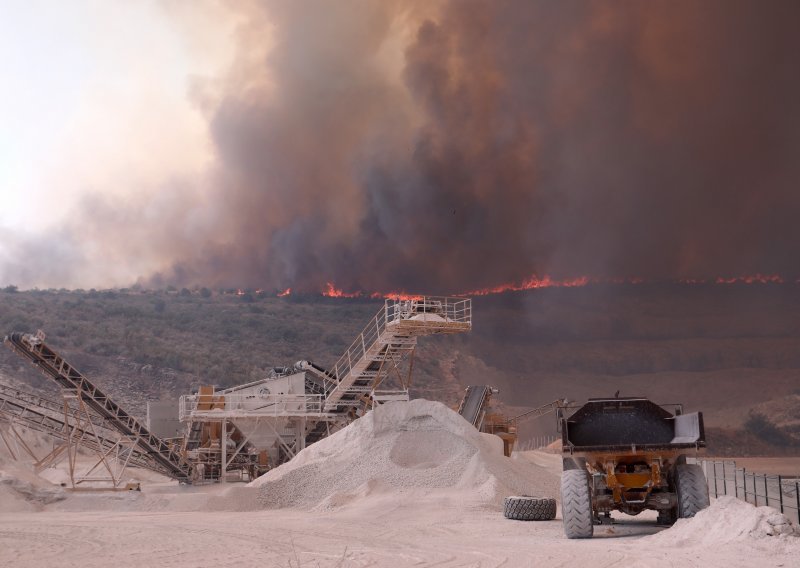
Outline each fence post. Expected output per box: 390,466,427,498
753,473,758,507
796,482,799,523
764,475,769,508
778,475,784,513
734,467,739,498
722,461,727,495
714,462,720,497
742,468,747,503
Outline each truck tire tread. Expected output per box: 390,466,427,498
676,463,710,518
561,469,594,538
503,496,557,521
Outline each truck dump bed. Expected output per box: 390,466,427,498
562,397,705,453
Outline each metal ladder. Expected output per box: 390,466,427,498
323,296,471,413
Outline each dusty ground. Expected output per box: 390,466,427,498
1,452,798,568
2,402,798,568
1,490,796,568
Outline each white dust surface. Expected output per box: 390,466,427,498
2,401,800,567
648,495,798,544
248,399,558,511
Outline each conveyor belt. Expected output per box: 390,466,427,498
0,381,109,432
0,382,164,473
458,385,492,428
4,332,192,482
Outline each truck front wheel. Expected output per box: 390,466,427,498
676,463,710,518
561,469,594,538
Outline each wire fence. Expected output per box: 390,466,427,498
698,459,800,524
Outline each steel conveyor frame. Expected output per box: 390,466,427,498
4,332,192,482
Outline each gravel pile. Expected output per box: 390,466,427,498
248,399,558,510
648,496,799,545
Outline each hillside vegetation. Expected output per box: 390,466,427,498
2,284,799,455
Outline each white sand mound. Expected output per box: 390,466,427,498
249,399,558,510
648,496,798,546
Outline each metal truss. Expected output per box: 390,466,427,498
4,332,191,482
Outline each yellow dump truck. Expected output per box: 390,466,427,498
560,396,709,538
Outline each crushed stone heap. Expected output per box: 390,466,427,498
249,399,558,510
648,496,798,545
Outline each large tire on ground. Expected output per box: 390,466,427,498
561,469,594,539
503,496,557,521
676,463,710,518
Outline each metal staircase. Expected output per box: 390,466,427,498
323,297,471,413
4,332,192,482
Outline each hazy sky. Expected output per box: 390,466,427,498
2,1,799,293
0,1,229,234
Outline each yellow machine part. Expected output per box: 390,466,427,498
482,413,518,456
599,458,662,504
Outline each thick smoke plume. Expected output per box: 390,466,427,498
4,0,800,292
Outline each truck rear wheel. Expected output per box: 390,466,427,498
561,469,594,538
503,496,557,521
676,463,710,518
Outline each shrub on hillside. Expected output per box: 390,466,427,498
744,412,793,446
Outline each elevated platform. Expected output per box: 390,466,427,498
324,297,471,412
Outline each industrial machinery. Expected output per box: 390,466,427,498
4,330,193,486
560,396,709,538
0,380,166,488
457,386,565,456
3,296,471,486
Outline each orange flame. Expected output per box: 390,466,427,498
463,274,591,296
310,272,790,300
714,274,784,285
370,291,425,301
277,287,291,297
323,282,361,298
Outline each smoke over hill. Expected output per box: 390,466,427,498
3,1,800,293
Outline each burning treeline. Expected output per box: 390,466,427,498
5,1,800,294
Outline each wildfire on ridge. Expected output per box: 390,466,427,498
463,275,591,297
250,273,791,301
323,282,361,298
370,291,425,301
321,282,423,300
714,274,784,285
462,273,788,296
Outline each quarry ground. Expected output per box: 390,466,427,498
2,451,798,568
0,502,756,568
2,400,799,568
